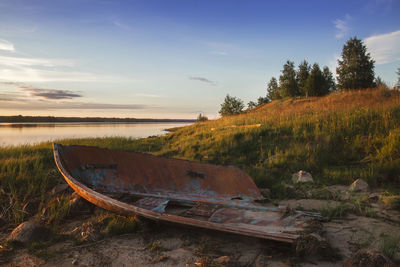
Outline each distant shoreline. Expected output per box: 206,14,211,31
0,115,195,123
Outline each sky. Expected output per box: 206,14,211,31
0,0,399,119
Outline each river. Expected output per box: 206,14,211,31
0,122,192,146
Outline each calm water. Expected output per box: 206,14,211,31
0,122,192,146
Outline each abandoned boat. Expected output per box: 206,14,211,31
53,143,321,243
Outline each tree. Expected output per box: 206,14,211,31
219,94,244,116
304,63,328,96
374,76,387,87
257,96,269,105
266,77,280,100
296,60,310,96
279,60,299,97
396,67,400,87
336,37,375,90
196,113,208,122
322,66,336,92
247,101,257,110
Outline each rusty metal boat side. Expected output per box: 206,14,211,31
53,143,320,243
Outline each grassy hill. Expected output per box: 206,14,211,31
0,87,399,226
157,88,400,192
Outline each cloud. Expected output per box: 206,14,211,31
111,19,130,31
0,39,14,51
0,100,149,110
19,85,82,100
211,51,228,56
334,14,352,39
0,50,124,83
0,67,121,83
189,76,217,85
364,30,400,64
0,55,74,67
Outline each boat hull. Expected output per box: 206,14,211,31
53,143,320,243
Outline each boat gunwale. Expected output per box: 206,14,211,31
53,143,303,243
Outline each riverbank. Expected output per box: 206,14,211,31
1,87,399,265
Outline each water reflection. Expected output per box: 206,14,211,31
0,122,191,146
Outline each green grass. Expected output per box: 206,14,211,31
380,233,400,259
105,215,139,235
0,88,399,229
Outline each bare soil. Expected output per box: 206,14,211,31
2,197,400,267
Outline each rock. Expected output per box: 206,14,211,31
349,179,369,192
50,183,70,196
7,221,49,245
215,256,229,264
292,170,313,183
259,188,271,198
343,248,396,267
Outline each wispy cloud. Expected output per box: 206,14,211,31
211,51,228,56
111,19,130,30
364,30,400,65
334,14,352,39
0,100,149,110
0,40,124,83
189,76,217,85
0,39,14,51
19,85,82,100
0,55,75,67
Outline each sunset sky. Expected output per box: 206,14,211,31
0,0,399,119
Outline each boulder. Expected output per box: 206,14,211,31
343,248,396,267
292,170,313,183
349,179,369,192
6,221,49,245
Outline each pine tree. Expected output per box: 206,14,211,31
266,77,280,100
322,66,336,92
305,64,328,96
279,60,299,97
336,37,375,90
296,60,310,96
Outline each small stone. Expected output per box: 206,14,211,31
50,183,69,196
7,221,49,245
215,256,229,264
349,179,369,192
292,170,313,183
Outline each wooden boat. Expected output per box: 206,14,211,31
53,143,321,243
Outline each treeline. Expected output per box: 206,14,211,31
0,115,195,123
221,37,389,115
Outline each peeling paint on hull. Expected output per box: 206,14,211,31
53,143,321,243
